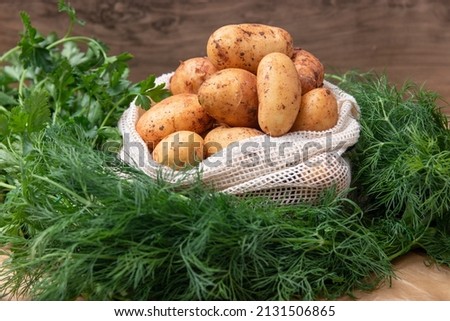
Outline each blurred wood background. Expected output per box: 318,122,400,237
1,0,449,115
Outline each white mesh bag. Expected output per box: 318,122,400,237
118,72,360,204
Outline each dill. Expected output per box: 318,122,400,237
335,72,450,262
0,125,392,300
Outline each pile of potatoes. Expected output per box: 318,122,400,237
136,23,339,169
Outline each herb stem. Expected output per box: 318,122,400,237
377,97,398,133
100,95,130,129
64,19,74,39
387,245,412,262
387,214,434,262
52,95,64,125
46,36,108,60
0,182,16,190
90,94,130,147
0,46,20,62
325,73,345,83
31,174,92,207
18,69,28,101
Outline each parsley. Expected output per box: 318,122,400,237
0,0,169,216
9,90,50,134
0,0,169,144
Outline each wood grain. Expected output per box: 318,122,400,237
342,251,450,300
1,0,449,117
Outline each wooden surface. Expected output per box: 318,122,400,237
344,251,450,301
0,0,450,115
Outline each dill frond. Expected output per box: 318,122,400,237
337,72,450,262
0,124,392,300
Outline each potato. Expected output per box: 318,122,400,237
169,57,218,95
136,93,213,150
152,131,204,169
292,48,324,94
204,126,263,157
197,68,259,128
206,23,294,73
290,87,339,132
257,52,302,137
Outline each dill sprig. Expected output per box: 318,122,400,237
1,124,391,300
334,72,450,262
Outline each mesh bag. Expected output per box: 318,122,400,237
118,72,360,204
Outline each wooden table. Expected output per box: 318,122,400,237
343,251,450,300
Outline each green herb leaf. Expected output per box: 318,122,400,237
0,92,17,106
58,0,85,27
18,12,53,73
8,90,50,134
23,90,51,132
8,106,28,134
134,75,171,110
0,114,9,136
134,94,151,110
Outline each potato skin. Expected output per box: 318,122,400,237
257,52,302,137
204,126,263,157
206,23,294,73
292,48,324,95
136,94,213,150
152,131,204,169
169,57,218,95
197,68,259,128
290,87,339,132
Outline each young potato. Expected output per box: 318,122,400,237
257,52,302,137
204,126,263,157
206,23,294,73
169,57,218,95
290,87,339,132
292,48,324,94
136,94,213,150
197,68,259,128
152,131,204,169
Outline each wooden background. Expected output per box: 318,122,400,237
1,0,450,115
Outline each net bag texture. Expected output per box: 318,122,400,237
118,72,360,204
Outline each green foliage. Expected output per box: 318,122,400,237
18,12,54,73
0,125,391,300
0,2,169,145
0,0,169,200
334,72,450,260
8,90,51,134
57,0,85,28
